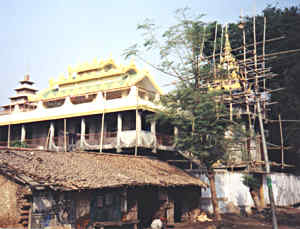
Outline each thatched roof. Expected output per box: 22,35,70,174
0,150,206,191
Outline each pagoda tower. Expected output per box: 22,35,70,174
2,74,38,112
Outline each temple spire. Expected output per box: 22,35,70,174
224,24,232,55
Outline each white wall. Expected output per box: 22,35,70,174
199,171,300,213
263,173,300,206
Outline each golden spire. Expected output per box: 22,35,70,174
224,24,232,56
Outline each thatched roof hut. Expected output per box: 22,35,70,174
0,150,206,191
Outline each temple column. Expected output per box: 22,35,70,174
151,120,157,153
21,124,26,143
136,110,142,145
117,112,122,152
80,117,86,149
49,121,55,150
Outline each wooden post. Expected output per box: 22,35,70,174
135,88,139,156
7,124,11,148
117,112,122,152
100,92,106,153
64,118,67,152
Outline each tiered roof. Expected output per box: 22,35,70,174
29,58,163,102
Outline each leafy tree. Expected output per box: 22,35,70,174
155,83,245,220
123,9,246,220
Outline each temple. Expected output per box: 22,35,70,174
0,58,174,153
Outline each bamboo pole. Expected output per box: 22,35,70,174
269,119,300,122
253,12,278,227
229,88,233,121
213,22,218,78
205,36,285,60
45,125,51,150
263,17,267,119
242,14,252,130
257,99,278,229
200,26,206,59
278,114,284,168
220,26,224,62
253,15,258,90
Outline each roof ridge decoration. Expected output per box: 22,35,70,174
29,57,163,102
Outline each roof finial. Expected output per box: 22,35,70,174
224,24,232,55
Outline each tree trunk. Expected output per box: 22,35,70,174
259,178,265,209
250,188,263,212
207,171,221,221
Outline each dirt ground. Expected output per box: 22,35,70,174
170,207,300,229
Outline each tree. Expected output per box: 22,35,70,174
155,84,244,220
242,174,263,212
123,9,246,220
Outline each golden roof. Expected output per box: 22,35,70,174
29,58,163,101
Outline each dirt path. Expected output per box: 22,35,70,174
169,207,300,229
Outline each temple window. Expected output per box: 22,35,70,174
43,99,65,108
141,112,151,131
70,94,97,104
122,111,136,131
106,91,122,100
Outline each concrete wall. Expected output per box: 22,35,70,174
199,171,300,213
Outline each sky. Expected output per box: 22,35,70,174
0,0,298,105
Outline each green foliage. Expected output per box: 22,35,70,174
11,141,28,148
242,174,261,191
123,7,216,87
155,83,245,169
